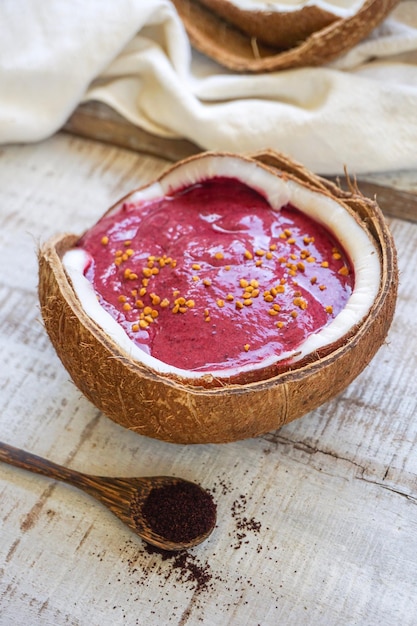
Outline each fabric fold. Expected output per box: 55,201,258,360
1,0,417,174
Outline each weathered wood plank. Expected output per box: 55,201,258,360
63,101,200,163
0,134,416,625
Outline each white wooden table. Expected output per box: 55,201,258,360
0,130,416,625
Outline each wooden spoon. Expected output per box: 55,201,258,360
0,441,216,551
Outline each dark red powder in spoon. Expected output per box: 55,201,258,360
140,482,217,544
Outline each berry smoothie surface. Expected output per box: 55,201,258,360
78,177,354,372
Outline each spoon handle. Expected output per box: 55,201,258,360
0,440,142,518
0,440,100,494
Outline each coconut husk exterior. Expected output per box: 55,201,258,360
172,0,400,72
38,150,397,444
197,0,339,49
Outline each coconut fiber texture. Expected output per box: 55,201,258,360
174,0,399,71
38,150,398,444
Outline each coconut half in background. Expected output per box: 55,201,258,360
172,0,400,71
38,150,397,444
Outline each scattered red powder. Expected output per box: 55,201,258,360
144,544,214,593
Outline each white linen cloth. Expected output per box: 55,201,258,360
0,0,416,175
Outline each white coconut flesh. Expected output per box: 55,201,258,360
63,155,380,382
220,0,367,18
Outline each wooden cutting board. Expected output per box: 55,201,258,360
64,101,417,223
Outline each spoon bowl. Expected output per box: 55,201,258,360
0,441,216,551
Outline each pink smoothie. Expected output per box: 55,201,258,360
78,177,354,372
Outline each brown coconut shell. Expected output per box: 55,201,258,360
197,0,339,49
38,150,397,444
172,0,400,72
